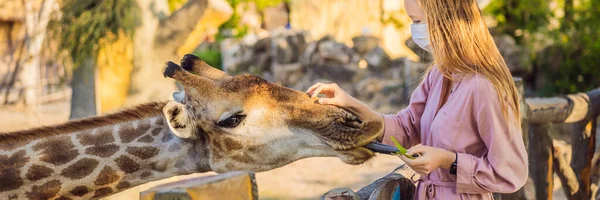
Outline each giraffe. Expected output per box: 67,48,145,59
0,54,383,200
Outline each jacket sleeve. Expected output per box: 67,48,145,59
380,69,434,149
455,79,528,194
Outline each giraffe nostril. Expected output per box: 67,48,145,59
341,116,363,129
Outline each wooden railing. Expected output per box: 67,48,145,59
506,78,600,200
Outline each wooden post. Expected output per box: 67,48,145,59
515,77,530,150
553,140,579,198
140,171,258,200
501,77,534,200
570,119,596,199
529,123,554,200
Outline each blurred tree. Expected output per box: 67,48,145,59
547,0,600,94
484,0,600,95
56,0,232,118
57,0,139,119
20,0,56,110
216,0,289,41
168,0,286,70
128,0,232,104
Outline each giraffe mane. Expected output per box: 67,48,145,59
0,101,168,148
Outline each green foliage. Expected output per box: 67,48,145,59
381,14,405,30
484,0,551,42
390,136,414,159
57,0,140,68
168,0,188,12
216,0,289,41
193,48,222,70
549,0,600,94
168,0,289,41
484,0,600,95
167,0,288,70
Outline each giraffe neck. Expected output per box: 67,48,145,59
0,113,211,199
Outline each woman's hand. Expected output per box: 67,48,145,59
399,145,456,175
306,82,357,108
306,82,383,123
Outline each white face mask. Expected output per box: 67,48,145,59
410,23,432,52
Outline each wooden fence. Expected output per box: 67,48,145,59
510,80,600,200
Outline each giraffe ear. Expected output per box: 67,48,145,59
163,101,196,139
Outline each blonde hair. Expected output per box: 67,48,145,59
419,0,521,122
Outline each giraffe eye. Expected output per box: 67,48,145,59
217,115,246,128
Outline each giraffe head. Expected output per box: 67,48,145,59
162,54,383,172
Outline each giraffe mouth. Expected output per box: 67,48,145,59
314,107,384,154
339,111,363,129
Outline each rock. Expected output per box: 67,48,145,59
355,78,385,100
352,35,380,54
271,28,308,64
272,62,305,87
354,78,405,112
403,59,429,103
310,63,357,82
386,57,406,80
320,188,359,200
250,37,272,72
220,38,253,73
316,40,354,65
405,37,433,62
299,36,359,82
300,42,318,66
364,46,392,70
493,34,531,77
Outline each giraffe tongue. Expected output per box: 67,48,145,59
364,142,399,155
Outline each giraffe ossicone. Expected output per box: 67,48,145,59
0,54,383,199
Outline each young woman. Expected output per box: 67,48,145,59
306,0,528,199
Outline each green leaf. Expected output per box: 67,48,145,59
390,136,414,159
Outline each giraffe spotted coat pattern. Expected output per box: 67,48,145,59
0,54,383,199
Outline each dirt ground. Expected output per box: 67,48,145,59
0,100,406,199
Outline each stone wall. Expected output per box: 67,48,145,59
220,28,431,114
219,25,529,113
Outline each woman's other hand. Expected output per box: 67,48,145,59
399,145,456,175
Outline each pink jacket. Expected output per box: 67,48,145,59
380,67,528,199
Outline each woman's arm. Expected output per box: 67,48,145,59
378,69,433,148
455,80,528,194
306,69,434,149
